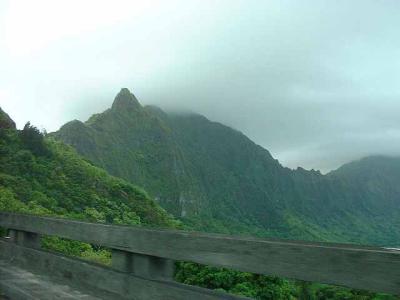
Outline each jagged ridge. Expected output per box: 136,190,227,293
53,89,400,245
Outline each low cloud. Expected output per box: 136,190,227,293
1,0,399,172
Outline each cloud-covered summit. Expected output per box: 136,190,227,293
1,0,399,172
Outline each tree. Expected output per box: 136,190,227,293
19,122,50,156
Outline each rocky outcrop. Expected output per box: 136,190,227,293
0,107,16,129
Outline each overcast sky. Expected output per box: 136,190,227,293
1,0,400,172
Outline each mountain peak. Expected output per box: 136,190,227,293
111,88,141,111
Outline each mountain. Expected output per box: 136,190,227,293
1,106,398,299
53,89,400,245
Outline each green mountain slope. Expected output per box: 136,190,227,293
0,107,176,228
53,89,400,245
330,155,400,202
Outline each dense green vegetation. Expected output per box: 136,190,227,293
54,89,400,247
0,107,178,262
1,103,398,299
0,120,175,227
176,262,397,300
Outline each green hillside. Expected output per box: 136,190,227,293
0,107,176,228
53,89,400,246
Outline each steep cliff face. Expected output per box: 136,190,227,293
53,89,400,245
54,89,287,226
55,89,204,217
329,156,400,214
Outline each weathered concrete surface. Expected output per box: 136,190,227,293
0,261,100,299
0,240,248,300
7,229,40,249
1,212,399,295
111,249,175,280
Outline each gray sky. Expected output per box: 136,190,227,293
1,0,400,172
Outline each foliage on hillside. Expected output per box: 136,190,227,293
0,123,176,227
175,262,398,300
0,119,178,262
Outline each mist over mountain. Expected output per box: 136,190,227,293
2,1,400,173
53,89,400,245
